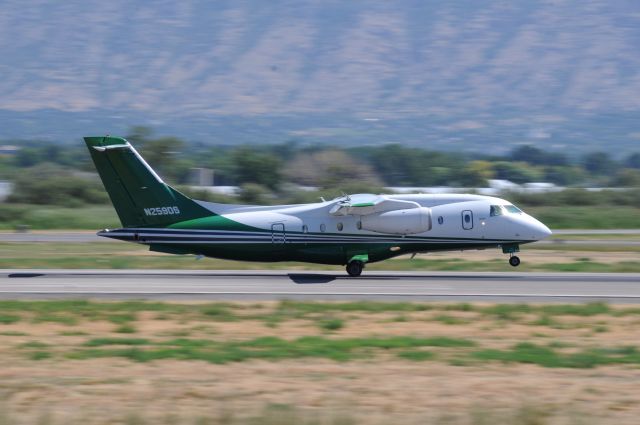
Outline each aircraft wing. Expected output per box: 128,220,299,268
329,194,420,216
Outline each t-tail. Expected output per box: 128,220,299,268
84,136,212,228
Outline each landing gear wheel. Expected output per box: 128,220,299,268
346,261,364,277
509,255,521,267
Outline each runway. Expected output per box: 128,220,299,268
1,269,639,302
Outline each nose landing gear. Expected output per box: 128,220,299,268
502,244,521,267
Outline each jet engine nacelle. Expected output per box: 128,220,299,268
361,207,432,235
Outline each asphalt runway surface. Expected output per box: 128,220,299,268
1,269,639,302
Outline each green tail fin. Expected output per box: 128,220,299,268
84,136,212,228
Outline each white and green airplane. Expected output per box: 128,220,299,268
85,136,552,276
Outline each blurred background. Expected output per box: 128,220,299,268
2,2,640,424
1,1,640,153
0,0,639,231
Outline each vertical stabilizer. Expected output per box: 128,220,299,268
84,136,211,227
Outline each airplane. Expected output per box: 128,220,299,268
84,136,552,277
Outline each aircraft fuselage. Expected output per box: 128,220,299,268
98,194,552,266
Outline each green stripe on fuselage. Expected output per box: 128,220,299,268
168,215,263,232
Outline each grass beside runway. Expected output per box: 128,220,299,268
1,241,639,272
1,299,639,367
0,204,120,230
1,300,640,424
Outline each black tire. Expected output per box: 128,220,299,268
509,256,521,267
346,261,364,277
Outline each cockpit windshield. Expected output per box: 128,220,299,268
504,205,522,214
490,204,522,216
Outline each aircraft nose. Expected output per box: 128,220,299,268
527,218,552,240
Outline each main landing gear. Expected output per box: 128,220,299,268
508,255,521,267
346,260,364,277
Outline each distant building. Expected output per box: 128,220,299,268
189,185,240,196
522,182,561,194
0,145,20,156
0,181,13,201
487,179,520,192
387,186,468,194
189,168,215,186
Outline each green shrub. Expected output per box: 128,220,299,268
471,342,618,368
69,335,475,364
107,314,137,324
397,350,435,361
200,304,237,321
7,163,108,206
32,314,77,326
115,324,137,333
319,318,344,331
0,314,20,325
18,341,49,349
84,338,149,347
433,314,469,325
29,351,52,361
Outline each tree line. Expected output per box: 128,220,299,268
1,126,639,207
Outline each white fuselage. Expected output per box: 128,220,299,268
196,193,552,245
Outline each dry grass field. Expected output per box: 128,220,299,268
1,300,640,424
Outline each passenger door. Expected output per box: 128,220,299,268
461,210,474,230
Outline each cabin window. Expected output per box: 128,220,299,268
302,225,308,233
320,223,326,233
490,205,504,216
356,220,362,230
437,216,444,225
337,222,343,231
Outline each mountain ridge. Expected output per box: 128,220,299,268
1,1,639,154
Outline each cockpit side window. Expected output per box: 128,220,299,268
490,205,504,216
